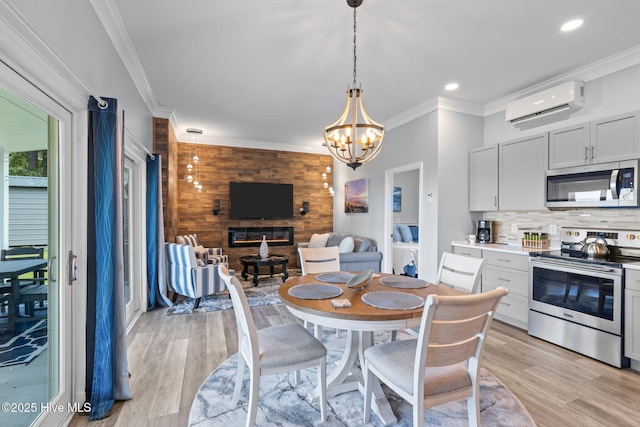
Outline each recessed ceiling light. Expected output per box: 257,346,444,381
445,83,459,91
561,19,583,32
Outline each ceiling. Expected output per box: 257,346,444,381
109,0,640,153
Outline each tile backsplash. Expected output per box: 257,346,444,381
483,209,640,247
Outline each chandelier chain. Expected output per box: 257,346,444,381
353,5,357,84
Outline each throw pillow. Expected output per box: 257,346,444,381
309,232,331,248
338,236,355,253
327,233,347,247
393,224,403,242
197,259,206,267
352,237,371,252
399,225,414,243
177,234,199,246
193,245,206,254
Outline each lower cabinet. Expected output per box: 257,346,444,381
453,245,529,330
625,269,640,363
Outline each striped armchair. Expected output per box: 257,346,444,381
166,243,228,308
176,234,228,265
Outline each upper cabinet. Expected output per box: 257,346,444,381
591,112,640,164
548,123,590,169
499,134,548,211
469,146,498,211
549,112,640,169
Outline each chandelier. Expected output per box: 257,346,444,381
324,0,384,170
186,128,203,192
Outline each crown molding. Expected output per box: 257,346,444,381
385,96,484,131
90,0,165,117
485,44,640,117
0,0,90,112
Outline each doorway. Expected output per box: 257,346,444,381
0,64,74,426
384,163,423,277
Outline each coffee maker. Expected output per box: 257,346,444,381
477,220,492,244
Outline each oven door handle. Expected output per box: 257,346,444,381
529,257,621,274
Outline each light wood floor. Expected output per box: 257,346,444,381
69,303,640,427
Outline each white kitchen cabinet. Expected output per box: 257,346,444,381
591,112,640,164
549,112,640,169
499,134,548,211
625,268,640,361
549,123,590,169
481,251,529,330
469,146,498,211
452,246,482,259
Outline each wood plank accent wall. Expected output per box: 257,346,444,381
153,118,179,242
176,143,333,271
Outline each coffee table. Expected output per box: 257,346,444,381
239,254,289,286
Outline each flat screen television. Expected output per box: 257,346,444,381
229,182,294,219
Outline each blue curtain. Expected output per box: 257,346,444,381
86,96,131,420
146,154,171,309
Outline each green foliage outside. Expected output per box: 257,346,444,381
9,150,48,177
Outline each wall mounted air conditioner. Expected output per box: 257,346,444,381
505,81,585,125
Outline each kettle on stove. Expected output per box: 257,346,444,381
580,235,610,259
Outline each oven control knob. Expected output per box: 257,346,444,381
628,234,636,240
573,232,580,237
565,231,572,236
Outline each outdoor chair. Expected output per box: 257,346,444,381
1,246,48,317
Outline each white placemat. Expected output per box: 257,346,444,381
288,283,344,300
361,291,424,310
379,276,429,289
315,271,356,283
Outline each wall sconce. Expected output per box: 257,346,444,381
212,199,221,215
299,201,310,215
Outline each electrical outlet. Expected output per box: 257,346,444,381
510,223,518,233
549,224,558,235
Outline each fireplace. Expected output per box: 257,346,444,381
228,227,294,248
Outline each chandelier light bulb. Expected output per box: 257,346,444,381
187,163,193,170
187,175,193,182
323,182,329,189
326,166,331,173
193,155,199,163
193,180,199,187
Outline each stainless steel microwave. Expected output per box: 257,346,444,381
546,160,638,208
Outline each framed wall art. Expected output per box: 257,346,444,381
344,178,368,213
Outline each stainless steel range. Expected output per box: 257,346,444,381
528,227,640,368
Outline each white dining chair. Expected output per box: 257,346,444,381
394,251,487,340
298,246,341,275
437,252,486,294
363,287,509,427
218,264,327,426
298,246,342,336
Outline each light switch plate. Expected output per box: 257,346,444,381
510,223,518,233
549,224,557,235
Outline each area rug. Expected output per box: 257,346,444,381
166,271,299,315
0,320,47,367
189,330,535,427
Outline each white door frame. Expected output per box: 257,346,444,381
124,130,148,330
383,162,424,275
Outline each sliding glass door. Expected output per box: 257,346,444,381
0,63,73,426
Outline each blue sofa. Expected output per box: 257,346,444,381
297,232,383,272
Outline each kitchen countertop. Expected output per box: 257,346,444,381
452,241,557,255
623,262,640,270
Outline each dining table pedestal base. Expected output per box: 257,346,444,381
305,329,398,425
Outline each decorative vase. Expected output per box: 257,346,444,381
260,235,269,259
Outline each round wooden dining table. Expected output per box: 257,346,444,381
279,272,459,426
